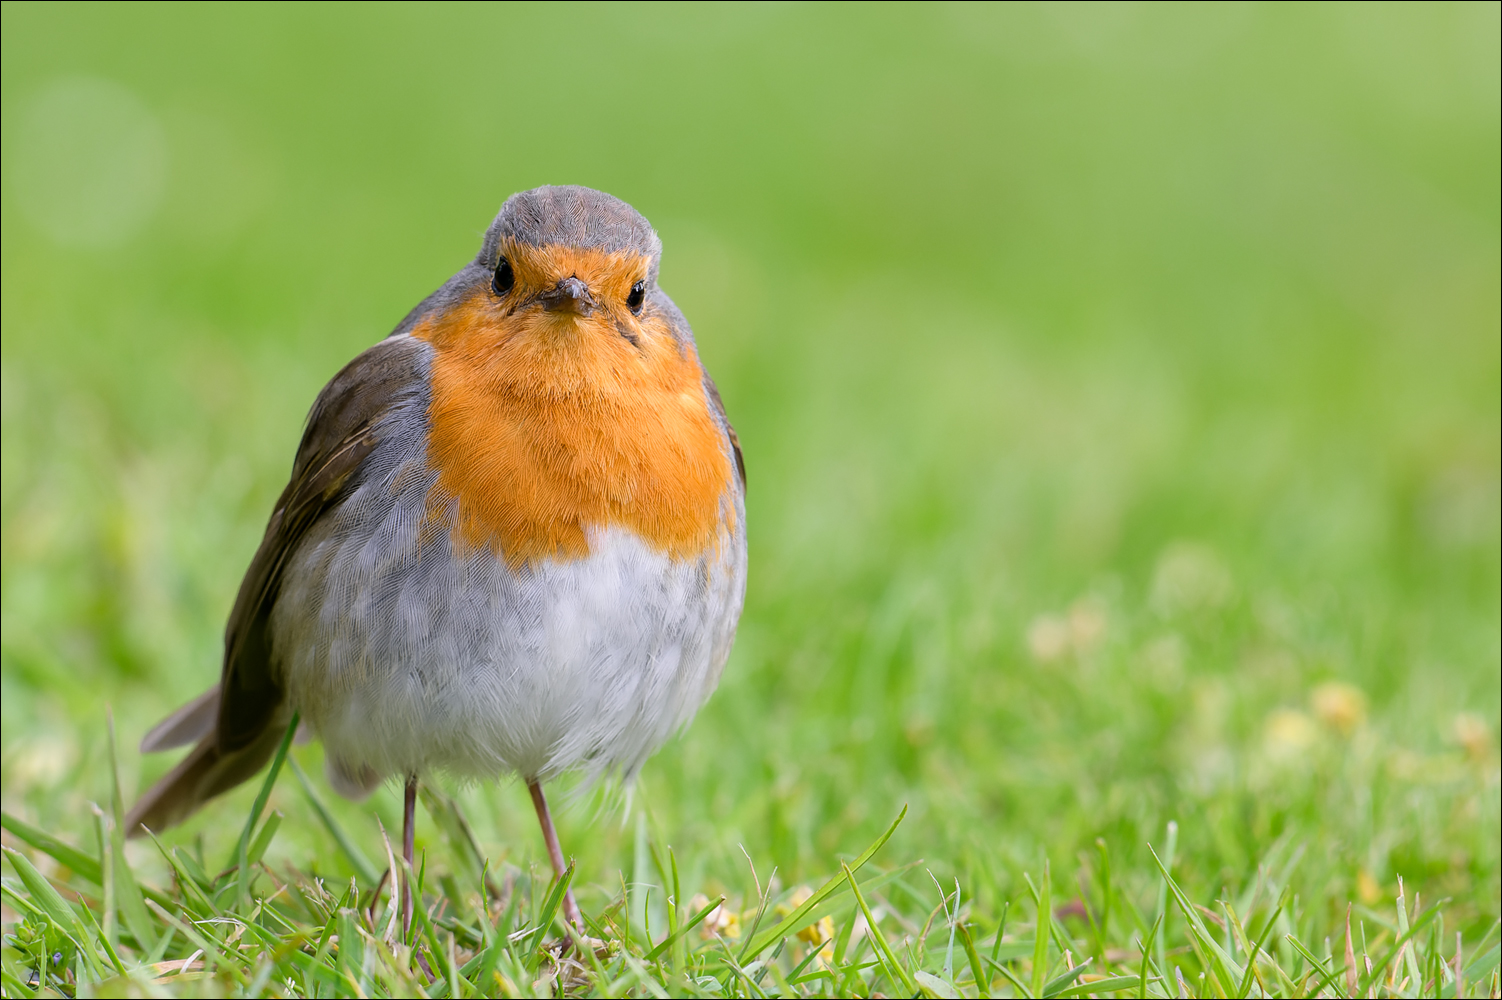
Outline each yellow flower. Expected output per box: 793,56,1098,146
1310,682,1367,736
1452,712,1491,760
1264,708,1317,757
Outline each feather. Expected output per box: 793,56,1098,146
124,722,290,837
125,335,429,834
139,686,220,752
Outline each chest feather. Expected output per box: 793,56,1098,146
412,294,733,567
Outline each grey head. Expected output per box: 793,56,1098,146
479,185,663,282
393,185,670,338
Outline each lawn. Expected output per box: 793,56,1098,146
2,4,1498,996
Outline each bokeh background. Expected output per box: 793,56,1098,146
3,2,1498,928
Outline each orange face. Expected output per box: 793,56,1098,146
412,239,735,567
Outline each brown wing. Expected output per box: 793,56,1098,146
703,375,745,489
126,335,428,835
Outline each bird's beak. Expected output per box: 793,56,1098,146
538,275,596,315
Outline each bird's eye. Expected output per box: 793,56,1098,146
492,258,515,296
627,280,646,313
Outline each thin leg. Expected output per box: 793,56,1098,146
402,775,418,940
528,779,583,932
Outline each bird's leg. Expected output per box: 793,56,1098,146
402,774,418,941
527,779,583,932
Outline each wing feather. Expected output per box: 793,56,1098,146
127,335,428,834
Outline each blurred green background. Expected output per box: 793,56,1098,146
2,2,1498,927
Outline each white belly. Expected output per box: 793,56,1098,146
270,448,746,795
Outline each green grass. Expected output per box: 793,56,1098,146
2,2,1498,996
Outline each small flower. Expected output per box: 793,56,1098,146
1452,713,1491,760
1027,601,1109,663
690,893,741,940
776,887,835,964
1027,615,1071,662
1264,708,1318,758
1310,682,1366,736
1068,601,1107,654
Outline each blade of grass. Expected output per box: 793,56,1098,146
1138,910,1164,999
1235,892,1285,998
649,841,680,968
171,846,212,893
844,860,916,995
1356,899,1445,996
418,785,486,887
106,712,158,954
1396,878,1423,989
1150,844,1243,995
231,714,298,910
992,899,1011,967
1095,838,1114,962
144,899,248,987
738,859,778,963
526,859,575,959
1154,821,1177,979
915,969,962,997
646,893,725,963
987,955,1034,998
72,898,127,977
1,847,89,944
288,756,380,886
1031,861,1052,998
938,874,959,983
742,803,907,960
246,810,282,867
958,918,990,997
669,845,684,971
1,812,102,888
138,827,220,918
1041,957,1092,997
89,806,116,950
1285,932,1343,998
1051,974,1142,997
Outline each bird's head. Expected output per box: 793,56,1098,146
408,186,686,397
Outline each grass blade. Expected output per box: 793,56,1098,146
1041,958,1092,997
2,846,85,939
0,812,102,888
526,859,576,958
742,803,907,960
1139,910,1164,999
958,918,990,998
844,860,916,995
1150,844,1243,995
288,755,381,885
1051,974,1142,997
106,713,158,953
646,893,725,962
1285,933,1342,997
144,899,248,986
1031,861,1052,998
232,713,298,910
246,809,282,867
1236,892,1285,998
1153,821,1177,978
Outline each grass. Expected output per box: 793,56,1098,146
2,777,1499,997
2,2,1499,997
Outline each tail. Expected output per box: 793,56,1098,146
124,686,290,838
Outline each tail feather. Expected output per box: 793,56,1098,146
140,686,221,753
124,721,289,838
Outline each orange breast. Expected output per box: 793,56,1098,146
412,284,734,567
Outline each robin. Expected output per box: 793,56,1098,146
125,185,748,933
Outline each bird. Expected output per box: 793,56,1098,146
125,185,748,934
